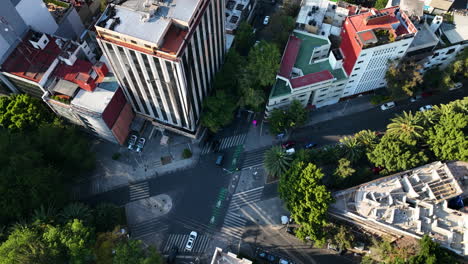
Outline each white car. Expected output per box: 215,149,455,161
449,82,462,91
263,16,270,25
185,231,198,251
380,101,395,110
419,105,433,112
127,135,138,150
136,137,146,152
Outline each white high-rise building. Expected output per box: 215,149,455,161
95,0,225,138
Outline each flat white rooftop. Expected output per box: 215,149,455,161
72,87,115,113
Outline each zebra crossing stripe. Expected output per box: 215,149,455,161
224,215,246,227
232,186,263,197
129,182,150,201
220,227,243,240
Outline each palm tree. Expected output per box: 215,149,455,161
354,130,378,148
387,111,424,139
32,204,57,223
58,203,93,225
264,146,293,179
339,136,364,163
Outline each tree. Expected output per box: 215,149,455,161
0,94,52,131
374,0,387,9
288,100,308,128
264,146,293,179
200,90,237,133
213,49,245,95
246,41,281,87
237,74,266,111
113,240,163,264
94,203,125,233
268,108,289,135
278,162,333,243
367,134,429,173
385,61,423,98
425,111,468,161
234,22,255,56
333,158,356,185
409,235,457,264
339,136,364,163
94,229,125,264
354,129,379,152
282,0,301,16
333,225,354,251
59,203,94,226
387,111,424,140
263,11,295,49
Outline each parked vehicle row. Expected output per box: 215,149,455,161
256,248,295,264
127,135,146,152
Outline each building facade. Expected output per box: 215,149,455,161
95,0,226,138
339,6,417,96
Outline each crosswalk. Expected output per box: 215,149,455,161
219,186,264,240
163,234,211,253
239,146,270,169
201,133,247,155
130,217,169,238
129,181,150,201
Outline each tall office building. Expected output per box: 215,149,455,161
339,6,417,96
95,0,225,138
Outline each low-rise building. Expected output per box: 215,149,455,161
265,30,347,115
210,247,252,264
331,161,468,256
225,0,254,34
296,0,350,37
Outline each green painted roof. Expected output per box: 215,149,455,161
270,79,291,98
292,31,347,81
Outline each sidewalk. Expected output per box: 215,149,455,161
73,128,202,198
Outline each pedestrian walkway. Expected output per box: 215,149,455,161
130,217,169,238
201,133,247,155
239,146,270,169
220,211,247,240
230,186,264,209
129,182,150,201
163,234,211,253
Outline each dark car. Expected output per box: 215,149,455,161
286,226,296,235
258,251,276,262
215,154,224,166
304,142,317,149
167,246,178,264
281,141,295,149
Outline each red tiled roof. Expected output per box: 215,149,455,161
278,35,302,78
160,24,188,55
290,70,333,88
54,59,97,92
340,21,360,75
359,31,376,42
1,32,61,82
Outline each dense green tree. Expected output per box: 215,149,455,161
32,204,57,224
339,136,364,163
333,225,354,250
200,90,237,133
213,49,245,95
237,74,266,111
288,100,308,128
246,41,280,87
278,162,333,243
0,94,52,131
408,235,457,264
263,11,295,49
425,111,468,161
374,0,388,9
387,111,424,140
268,100,308,134
354,129,379,152
422,67,444,90
59,203,94,226
94,229,124,264
282,0,301,16
113,240,162,264
264,146,293,179
367,134,429,173
234,22,255,56
333,158,356,184
94,203,125,233
385,61,423,98
268,108,289,135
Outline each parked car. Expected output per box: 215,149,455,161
185,231,197,251
258,251,276,262
286,226,296,235
136,137,146,152
281,141,295,149
215,154,224,166
167,246,178,264
419,105,433,112
380,101,395,110
305,142,317,149
127,135,138,150
409,95,422,102
263,16,270,25
279,258,294,264
449,82,463,91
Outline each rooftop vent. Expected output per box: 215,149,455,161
308,11,312,16
29,32,49,50
332,5,336,9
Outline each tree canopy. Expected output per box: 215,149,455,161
234,22,255,56
385,61,423,98
0,94,53,131
264,146,293,179
200,90,237,133
246,41,281,87
268,100,308,134
278,162,333,243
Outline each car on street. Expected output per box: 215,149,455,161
410,95,422,102
167,246,178,264
304,142,317,149
279,258,295,264
136,137,146,152
449,82,463,91
419,104,433,112
185,231,197,251
215,154,224,166
380,101,395,110
286,226,296,235
127,135,137,150
263,16,270,25
258,251,276,262
281,141,295,149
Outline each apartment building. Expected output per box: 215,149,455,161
95,0,225,138
0,30,133,145
339,6,417,96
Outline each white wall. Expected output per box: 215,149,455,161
421,43,468,72
15,0,58,35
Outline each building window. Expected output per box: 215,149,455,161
335,89,343,93
446,48,456,55
318,94,326,97
333,95,339,98
351,74,357,77
320,88,328,92
144,44,151,48
299,94,307,97
349,80,354,83
357,61,363,64
313,57,319,60
354,67,360,71
337,83,345,86
317,99,324,103
344,92,349,95
398,51,404,53
441,58,447,61
361,53,367,56
432,52,439,58
131,40,137,44
402,43,408,46
281,98,288,102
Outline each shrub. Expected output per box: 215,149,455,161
182,148,192,159
112,153,121,160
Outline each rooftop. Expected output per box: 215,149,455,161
407,21,439,52
71,86,116,113
270,78,291,98
441,13,468,44
96,0,199,46
210,248,252,264
1,31,61,82
331,161,468,256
